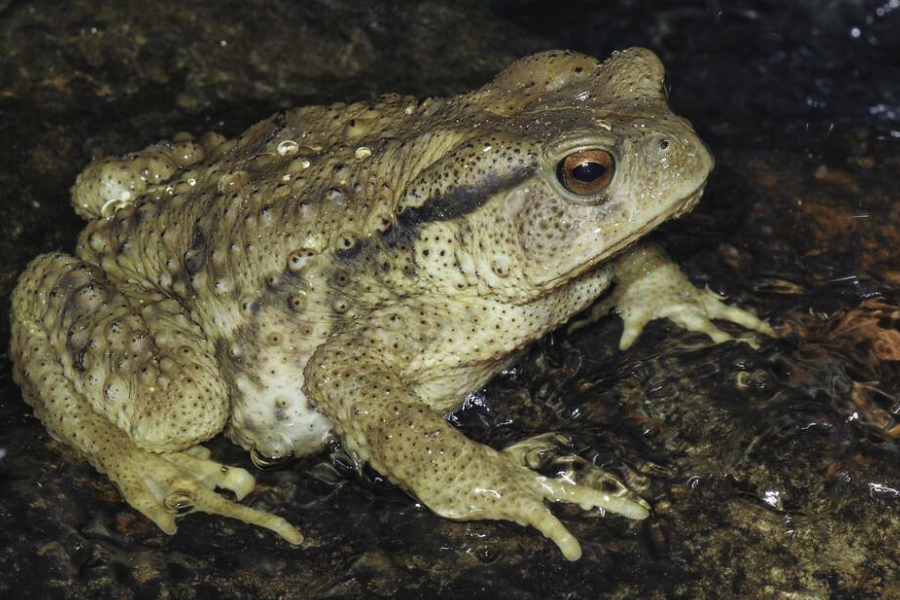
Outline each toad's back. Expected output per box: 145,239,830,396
71,97,438,337
66,90,544,460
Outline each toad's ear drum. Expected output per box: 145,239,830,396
470,48,666,116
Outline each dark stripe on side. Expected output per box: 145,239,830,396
383,164,536,247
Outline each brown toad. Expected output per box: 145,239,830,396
10,48,772,560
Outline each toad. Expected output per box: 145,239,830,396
10,48,773,560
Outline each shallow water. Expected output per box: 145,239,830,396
0,1,898,599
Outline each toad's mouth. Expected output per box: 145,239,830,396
535,181,708,295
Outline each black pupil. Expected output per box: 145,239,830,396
571,161,606,183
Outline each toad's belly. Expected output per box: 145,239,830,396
224,320,334,462
228,358,333,462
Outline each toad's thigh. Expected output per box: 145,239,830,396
12,253,228,452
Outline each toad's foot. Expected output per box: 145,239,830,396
107,446,303,544
503,432,651,515
571,243,775,349
428,442,649,561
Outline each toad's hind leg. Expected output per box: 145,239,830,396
10,253,302,543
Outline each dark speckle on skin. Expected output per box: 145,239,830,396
398,166,536,228
335,239,364,260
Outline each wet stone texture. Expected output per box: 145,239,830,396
1,1,899,599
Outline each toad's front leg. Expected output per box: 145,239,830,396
305,343,649,561
572,243,776,349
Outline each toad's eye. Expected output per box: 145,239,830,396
556,149,615,196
